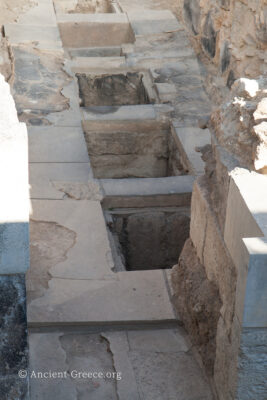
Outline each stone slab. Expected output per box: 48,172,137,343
68,46,122,58
29,332,117,400
101,176,194,208
127,328,189,352
70,56,126,73
172,126,211,175
28,126,89,162
29,200,114,282
127,10,181,35
4,24,62,51
29,163,92,199
29,328,212,400
81,104,156,121
17,0,57,26
102,332,140,400
27,270,175,325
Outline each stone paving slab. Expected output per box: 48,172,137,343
70,56,127,73
27,269,175,325
29,328,213,400
29,163,92,199
5,24,62,51
17,0,57,26
29,200,114,282
100,176,194,208
28,126,89,162
127,10,181,35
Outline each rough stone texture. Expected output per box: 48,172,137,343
237,328,267,400
180,0,267,84
29,328,213,400
68,0,112,14
11,45,70,124
109,208,190,270
83,120,184,179
172,239,222,374
77,72,149,107
211,77,267,173
0,275,29,400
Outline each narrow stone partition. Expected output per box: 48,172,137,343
105,207,190,271
82,120,185,178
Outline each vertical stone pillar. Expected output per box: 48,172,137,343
224,173,267,399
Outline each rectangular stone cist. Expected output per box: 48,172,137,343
82,120,185,179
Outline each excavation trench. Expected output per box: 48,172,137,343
82,120,185,179
104,207,190,271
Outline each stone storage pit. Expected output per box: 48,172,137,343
104,207,190,271
69,0,113,13
54,0,113,14
57,13,135,48
77,72,150,107
82,120,185,179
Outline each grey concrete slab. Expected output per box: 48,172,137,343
27,270,176,324
28,126,89,162
29,163,92,199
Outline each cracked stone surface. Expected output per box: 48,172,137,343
29,329,213,400
3,0,215,397
27,220,77,303
11,45,70,123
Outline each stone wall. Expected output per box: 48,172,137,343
172,1,267,399
181,0,267,87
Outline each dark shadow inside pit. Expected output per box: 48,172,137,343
82,120,186,179
77,72,150,107
105,208,190,271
